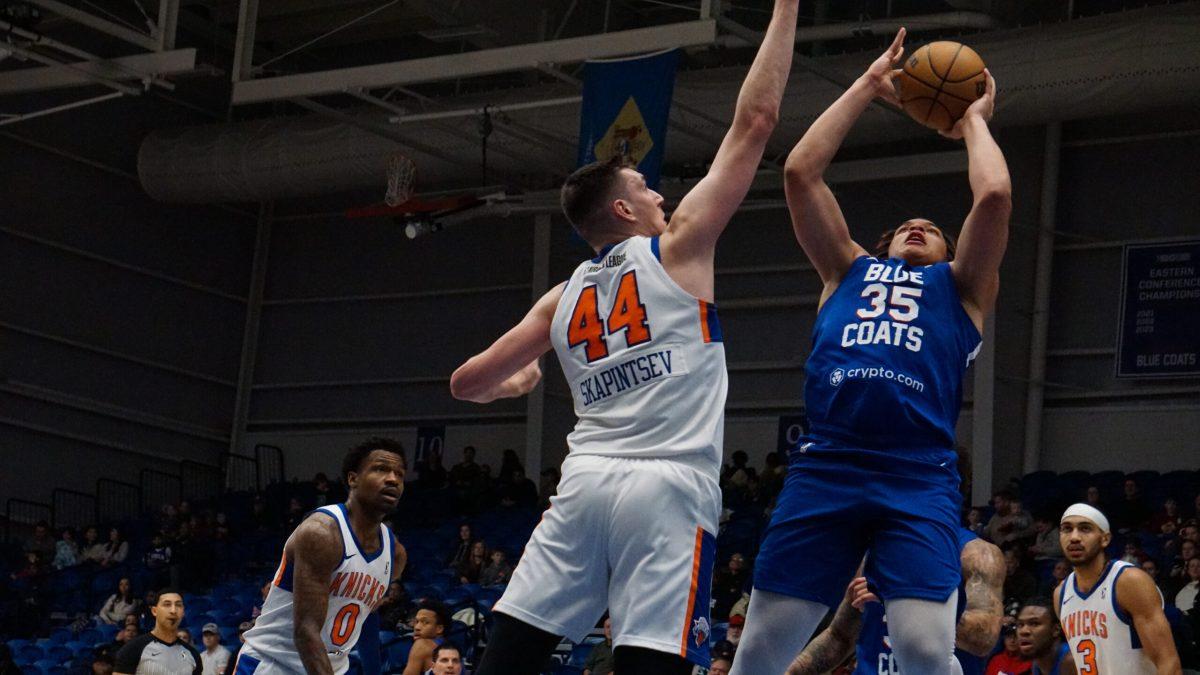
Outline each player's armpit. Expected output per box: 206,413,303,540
956,539,1005,657
290,514,345,675
1116,569,1183,675
450,284,561,403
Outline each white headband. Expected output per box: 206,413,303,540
1061,503,1110,533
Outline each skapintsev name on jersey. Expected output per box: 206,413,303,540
576,346,686,407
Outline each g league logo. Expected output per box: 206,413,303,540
829,368,845,387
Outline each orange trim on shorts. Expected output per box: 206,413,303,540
272,553,288,587
679,526,704,658
698,301,712,343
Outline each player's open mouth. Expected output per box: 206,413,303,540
906,234,925,245
381,489,400,501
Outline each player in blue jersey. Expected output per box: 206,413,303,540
729,29,1011,675
785,530,1004,675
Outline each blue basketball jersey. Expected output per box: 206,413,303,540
1031,643,1070,675
803,256,981,452
854,529,986,675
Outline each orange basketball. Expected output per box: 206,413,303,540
896,41,987,132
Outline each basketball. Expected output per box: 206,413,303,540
896,41,987,132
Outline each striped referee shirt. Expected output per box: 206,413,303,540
115,633,202,675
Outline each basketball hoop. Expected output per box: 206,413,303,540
385,152,416,207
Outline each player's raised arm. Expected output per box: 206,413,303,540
659,0,798,295
449,284,563,404
290,515,344,675
955,539,1005,656
783,30,905,290
1116,569,1183,675
946,71,1011,327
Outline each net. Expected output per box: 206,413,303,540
385,152,416,207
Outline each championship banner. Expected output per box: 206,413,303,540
577,48,680,189
414,425,446,476
1116,240,1200,378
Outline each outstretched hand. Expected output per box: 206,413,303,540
863,28,905,107
846,576,879,611
940,69,996,140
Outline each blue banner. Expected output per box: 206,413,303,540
577,49,680,189
1116,240,1200,378
776,414,807,453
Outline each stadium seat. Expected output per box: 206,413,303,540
567,644,592,667
219,627,238,644
95,625,118,642
76,630,101,646
6,640,30,654
188,597,213,614
47,629,71,645
44,646,72,664
33,659,58,673
549,666,583,675
383,637,413,673
14,646,43,665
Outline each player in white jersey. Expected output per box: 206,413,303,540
236,439,406,675
448,3,800,673
1053,504,1180,674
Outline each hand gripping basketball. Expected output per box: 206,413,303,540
938,70,996,140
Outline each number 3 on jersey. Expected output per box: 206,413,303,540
567,271,652,363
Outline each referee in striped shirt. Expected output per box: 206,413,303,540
115,589,202,675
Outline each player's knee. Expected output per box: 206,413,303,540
892,630,952,669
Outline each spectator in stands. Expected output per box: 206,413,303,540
1170,539,1198,593
99,528,129,568
712,553,749,622
138,591,159,630
97,578,138,625
1112,478,1152,533
984,623,1028,675
10,551,44,581
377,581,411,630
53,527,80,570
498,467,537,508
479,549,512,587
283,498,306,533
446,524,472,569
456,541,487,584
144,534,174,589
1002,548,1037,606
90,652,114,675
236,621,252,643
987,491,1034,546
177,628,192,646
158,504,180,539
80,526,105,565
966,507,987,539
429,643,462,675
403,600,450,675
23,521,55,562
213,513,231,542
726,613,744,647
450,447,483,511
312,473,343,507
1152,498,1185,535
721,451,756,493
250,496,271,532
252,581,269,618
422,449,449,489
499,449,523,483
1122,541,1150,565
1027,515,1063,562
1084,485,1104,510
708,656,732,675
199,623,230,675
1040,559,1070,597
712,639,736,664
1176,558,1200,614
113,623,139,651
582,618,614,675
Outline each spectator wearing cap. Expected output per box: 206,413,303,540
983,620,1029,675
582,618,613,675
726,613,745,646
200,623,230,675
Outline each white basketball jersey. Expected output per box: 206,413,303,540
242,504,393,675
1058,560,1158,675
550,236,727,476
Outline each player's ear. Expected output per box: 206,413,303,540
612,197,635,223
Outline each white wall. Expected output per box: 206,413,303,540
1040,406,1200,473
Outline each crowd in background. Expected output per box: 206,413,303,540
2,444,1198,675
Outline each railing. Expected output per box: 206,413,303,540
180,460,223,502
222,452,257,492
51,489,96,530
139,469,182,515
96,479,140,523
4,498,52,543
255,444,284,490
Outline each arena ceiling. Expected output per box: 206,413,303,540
0,0,1189,199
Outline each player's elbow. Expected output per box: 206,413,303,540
735,105,779,141
783,151,823,186
449,364,484,402
973,184,1011,213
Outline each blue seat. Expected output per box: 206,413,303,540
550,666,583,675
95,625,119,642
44,646,72,664
567,644,592,667
33,659,58,673
219,627,238,644
76,630,101,646
47,630,72,645
187,598,213,614
7,640,30,654
15,647,44,665
384,638,413,673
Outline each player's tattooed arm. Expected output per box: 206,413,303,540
450,284,561,404
290,514,344,675
786,577,871,675
1117,568,1183,675
956,539,1006,657
783,32,903,291
948,71,1010,330
662,0,797,299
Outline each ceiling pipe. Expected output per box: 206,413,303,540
714,11,1003,48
